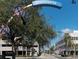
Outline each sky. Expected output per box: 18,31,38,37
40,0,78,46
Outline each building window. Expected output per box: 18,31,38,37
23,51,26,56
18,51,22,56
76,37,78,40
17,51,26,56
2,44,12,47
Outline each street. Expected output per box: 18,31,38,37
1,53,78,59
0,56,78,59
16,54,78,59
56,57,78,59
53,55,78,59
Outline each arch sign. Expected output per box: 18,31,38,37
8,0,62,23
24,0,62,9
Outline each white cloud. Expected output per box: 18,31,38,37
61,28,71,33
61,28,78,37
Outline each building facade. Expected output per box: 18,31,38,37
0,38,39,56
0,24,39,59
54,30,78,56
0,35,39,59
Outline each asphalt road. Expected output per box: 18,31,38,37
54,55,78,59
16,56,78,59
1,54,78,59
16,55,58,59
56,57,78,59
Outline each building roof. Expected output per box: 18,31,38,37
55,30,78,46
69,30,78,37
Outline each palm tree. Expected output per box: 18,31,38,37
71,42,78,57
49,45,55,54
21,0,56,53
0,0,56,57
64,33,73,56
0,0,24,58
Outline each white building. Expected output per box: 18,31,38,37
0,37,39,56
0,24,39,59
0,34,39,59
54,30,78,56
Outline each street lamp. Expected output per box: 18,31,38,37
7,0,62,23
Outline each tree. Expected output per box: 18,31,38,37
64,32,78,57
0,0,56,57
64,33,73,48
64,33,74,56
49,45,55,54
0,0,24,58
20,0,56,51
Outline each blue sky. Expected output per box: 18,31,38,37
40,0,78,46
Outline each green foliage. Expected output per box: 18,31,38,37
50,45,55,51
0,0,21,23
64,33,73,48
0,0,56,48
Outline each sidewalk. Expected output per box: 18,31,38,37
16,53,58,59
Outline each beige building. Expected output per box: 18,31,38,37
0,38,39,56
54,30,78,56
0,34,39,59
0,24,39,59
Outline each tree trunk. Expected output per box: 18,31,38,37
12,44,15,59
74,45,76,58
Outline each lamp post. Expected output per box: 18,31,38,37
7,0,62,24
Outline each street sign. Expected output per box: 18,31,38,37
32,1,62,9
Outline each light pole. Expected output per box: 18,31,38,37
7,0,62,24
